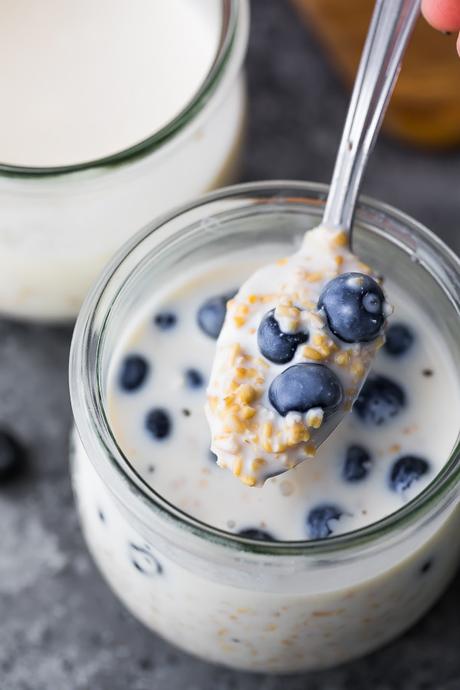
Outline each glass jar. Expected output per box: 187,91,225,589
70,181,460,673
0,0,248,322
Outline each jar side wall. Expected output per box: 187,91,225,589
72,439,460,672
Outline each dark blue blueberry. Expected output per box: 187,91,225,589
389,455,430,493
197,291,236,339
343,445,372,482
353,375,405,425
129,543,163,575
318,272,386,343
0,430,26,483
257,309,308,364
208,448,218,463
307,505,343,539
384,323,414,357
154,311,177,330
119,354,149,392
184,368,204,389
145,408,171,440
269,363,343,417
237,528,275,541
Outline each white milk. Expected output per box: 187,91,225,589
71,249,460,671
0,0,248,320
0,0,220,167
105,254,459,539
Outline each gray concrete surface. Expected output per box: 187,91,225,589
1,2,460,689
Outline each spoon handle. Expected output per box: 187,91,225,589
322,0,420,236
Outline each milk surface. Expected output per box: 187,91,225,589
0,0,220,167
106,251,460,541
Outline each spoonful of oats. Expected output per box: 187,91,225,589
206,0,420,486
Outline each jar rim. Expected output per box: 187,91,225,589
0,0,248,177
70,180,460,558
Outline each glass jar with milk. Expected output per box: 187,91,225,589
0,0,248,320
70,182,460,672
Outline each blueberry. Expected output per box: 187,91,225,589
257,309,308,364
0,430,26,483
154,312,177,330
389,455,430,493
318,272,386,343
353,375,405,425
208,448,218,463
307,504,343,539
129,543,163,575
269,363,343,417
119,354,149,392
237,528,275,541
184,368,204,389
197,291,236,339
343,445,372,482
384,323,414,357
145,408,171,440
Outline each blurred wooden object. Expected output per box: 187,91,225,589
292,0,460,148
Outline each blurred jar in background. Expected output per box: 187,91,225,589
293,0,460,148
0,0,249,322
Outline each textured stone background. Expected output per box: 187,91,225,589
1,2,460,689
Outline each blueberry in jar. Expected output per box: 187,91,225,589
343,444,372,482
318,272,386,343
353,375,405,425
384,323,414,357
269,363,343,417
257,309,308,364
307,504,343,539
184,368,204,389
389,455,430,493
145,408,172,440
197,290,236,339
238,528,275,541
154,311,177,330
119,354,149,392
0,430,26,483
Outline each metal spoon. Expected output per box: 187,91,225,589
323,0,420,240
207,0,421,485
